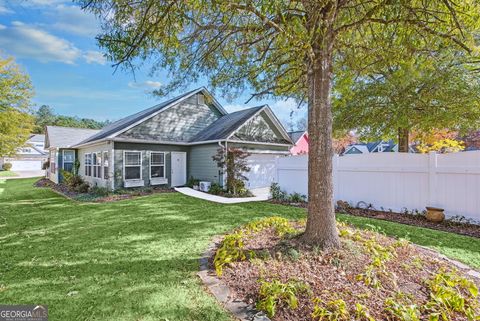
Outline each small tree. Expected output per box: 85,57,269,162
0,56,34,157
212,147,251,195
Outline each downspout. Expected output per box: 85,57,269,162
218,140,227,187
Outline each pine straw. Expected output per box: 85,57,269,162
218,223,480,321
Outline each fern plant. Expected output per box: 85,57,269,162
256,279,311,318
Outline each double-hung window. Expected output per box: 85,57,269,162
150,152,165,179
93,152,101,178
124,151,142,180
85,153,92,176
102,151,109,179
63,150,75,172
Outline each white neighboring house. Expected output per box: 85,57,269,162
0,134,48,171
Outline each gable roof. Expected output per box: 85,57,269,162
189,106,263,142
28,134,45,143
78,87,226,146
45,126,100,149
288,131,306,144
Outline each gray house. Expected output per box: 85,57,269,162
45,88,293,190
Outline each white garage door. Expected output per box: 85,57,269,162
244,154,279,189
10,160,42,171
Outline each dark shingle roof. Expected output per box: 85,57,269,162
189,106,263,142
288,131,305,144
78,88,202,145
46,126,101,148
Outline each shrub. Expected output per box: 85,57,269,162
60,169,84,189
384,298,420,321
270,183,288,201
312,298,350,321
257,279,311,318
213,217,295,275
212,147,251,195
244,216,295,237
89,186,110,197
186,176,200,188
425,269,479,320
214,231,247,276
289,192,306,203
2,162,12,171
208,183,224,195
75,182,90,193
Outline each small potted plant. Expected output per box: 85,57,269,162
425,206,445,223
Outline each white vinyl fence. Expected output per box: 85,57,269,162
276,151,480,222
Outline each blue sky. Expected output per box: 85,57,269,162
0,0,305,128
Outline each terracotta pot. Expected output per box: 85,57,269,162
425,207,445,223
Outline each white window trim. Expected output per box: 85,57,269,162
123,150,143,181
62,149,75,171
149,151,166,179
85,153,92,176
93,152,102,178
102,151,109,180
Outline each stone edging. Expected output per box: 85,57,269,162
198,238,479,321
197,236,271,321
417,245,480,280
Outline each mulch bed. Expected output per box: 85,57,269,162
342,206,480,239
215,222,480,321
34,178,175,203
269,200,480,239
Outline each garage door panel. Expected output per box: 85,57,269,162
244,154,279,189
10,160,42,171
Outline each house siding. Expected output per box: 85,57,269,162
188,143,222,184
77,142,112,188
231,111,288,144
119,93,222,142
113,142,189,189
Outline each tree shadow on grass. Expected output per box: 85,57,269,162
0,179,306,321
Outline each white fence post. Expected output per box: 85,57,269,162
427,151,438,207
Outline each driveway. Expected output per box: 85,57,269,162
2,170,45,179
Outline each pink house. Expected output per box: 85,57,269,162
288,131,309,155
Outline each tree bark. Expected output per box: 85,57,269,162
398,128,409,153
301,34,340,249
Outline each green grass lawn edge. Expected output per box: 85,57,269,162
0,178,478,321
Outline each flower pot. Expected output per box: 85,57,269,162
425,207,445,223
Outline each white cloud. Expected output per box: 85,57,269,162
83,50,106,65
0,21,81,64
0,5,13,14
0,24,6,30
49,4,100,37
128,80,162,89
0,22,106,65
25,0,66,6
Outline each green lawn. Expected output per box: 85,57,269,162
1,178,479,321
0,170,17,177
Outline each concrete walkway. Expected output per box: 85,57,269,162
174,187,270,204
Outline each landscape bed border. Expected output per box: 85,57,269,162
198,225,480,321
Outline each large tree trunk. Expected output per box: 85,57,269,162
398,128,409,153
302,37,340,249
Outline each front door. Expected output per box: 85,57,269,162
171,152,187,187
